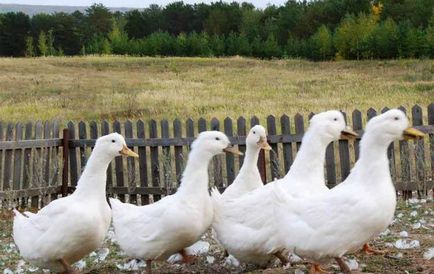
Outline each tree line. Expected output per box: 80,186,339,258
0,0,433,60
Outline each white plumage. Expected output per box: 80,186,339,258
13,133,138,272
111,131,240,268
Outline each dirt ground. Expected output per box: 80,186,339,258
1,199,433,274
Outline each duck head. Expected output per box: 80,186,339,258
94,133,139,158
246,125,271,150
364,109,424,144
308,110,358,143
191,131,242,156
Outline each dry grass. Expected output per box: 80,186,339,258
0,56,432,123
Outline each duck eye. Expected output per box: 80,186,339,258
253,131,256,134
111,140,115,143
394,117,399,121
215,137,220,141
333,118,338,121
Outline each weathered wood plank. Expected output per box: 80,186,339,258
338,112,351,181
43,121,52,192
224,117,235,185
267,115,280,180
0,122,4,191
33,121,43,208
428,104,434,186
136,120,149,205
3,123,14,191
173,119,183,186
236,117,246,168
113,120,125,202
412,105,425,196
149,119,161,201
51,120,60,197
78,121,87,174
160,119,171,196
294,113,304,151
13,123,23,191
22,122,33,192
125,120,137,204
280,114,293,174
397,106,412,199
352,110,363,160
68,121,78,186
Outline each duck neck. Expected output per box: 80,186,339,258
239,144,260,174
284,129,328,186
351,133,391,186
177,149,214,196
73,148,112,199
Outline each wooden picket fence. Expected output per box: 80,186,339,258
0,104,433,209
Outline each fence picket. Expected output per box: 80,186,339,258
352,110,363,160
267,115,280,180
338,112,351,181
224,117,235,185
412,105,425,197
3,123,14,192
398,107,412,199
428,104,434,193
173,119,183,185
149,120,161,201
125,120,137,204
67,122,78,188
237,117,246,167
22,122,33,207
113,120,125,202
280,115,293,174
136,120,149,204
161,120,171,196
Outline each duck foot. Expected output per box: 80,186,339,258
180,249,196,264
142,259,152,274
309,264,331,274
59,258,76,274
335,257,352,274
273,251,290,266
362,243,387,255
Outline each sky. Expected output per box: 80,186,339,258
0,0,287,9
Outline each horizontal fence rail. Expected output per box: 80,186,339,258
0,104,433,209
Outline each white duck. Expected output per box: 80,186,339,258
110,131,241,273
211,110,357,266
13,133,138,273
221,125,271,200
279,110,357,197
271,109,424,273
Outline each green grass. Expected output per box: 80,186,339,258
0,56,432,123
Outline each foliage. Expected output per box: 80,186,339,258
0,1,433,60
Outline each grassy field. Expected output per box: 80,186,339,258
1,199,433,273
0,56,432,123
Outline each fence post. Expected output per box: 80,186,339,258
61,128,69,197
